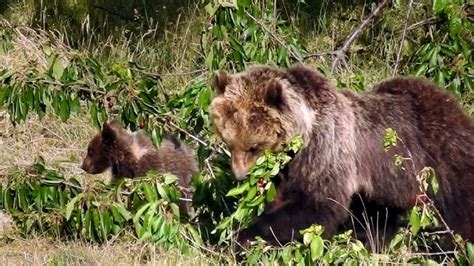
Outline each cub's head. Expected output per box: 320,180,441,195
81,121,121,174
209,66,302,180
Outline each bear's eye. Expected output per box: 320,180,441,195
87,149,93,156
248,145,260,154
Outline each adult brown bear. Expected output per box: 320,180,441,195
209,64,474,247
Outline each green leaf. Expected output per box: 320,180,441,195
243,185,257,202
49,55,64,80
410,207,421,235
58,97,70,122
383,128,398,151
449,16,462,38
430,169,439,195
310,236,324,261
269,162,281,176
413,64,428,76
156,183,170,201
0,70,13,81
133,203,152,236
247,194,264,207
90,101,99,129
142,183,157,202
277,47,287,64
91,208,102,240
218,0,237,8
255,155,266,166
303,232,314,245
204,3,217,16
389,233,403,250
112,202,132,221
65,195,81,220
467,242,474,265
163,173,179,185
266,183,276,202
226,182,249,197
70,96,81,114
433,0,448,14
205,47,214,70
97,107,108,126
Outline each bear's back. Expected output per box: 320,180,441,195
135,135,198,187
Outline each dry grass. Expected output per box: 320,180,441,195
0,20,71,75
0,111,109,183
0,235,227,265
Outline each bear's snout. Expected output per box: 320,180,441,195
231,151,251,180
81,158,93,173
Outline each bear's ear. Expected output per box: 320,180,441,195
101,122,117,144
213,70,230,94
264,79,285,109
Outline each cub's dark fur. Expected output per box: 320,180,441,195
209,65,474,248
81,121,198,211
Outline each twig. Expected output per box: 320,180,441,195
26,79,106,95
427,198,469,260
330,0,390,72
404,17,439,32
395,136,470,263
135,68,208,79
392,0,414,76
180,229,221,256
422,229,451,236
136,99,212,149
62,181,84,191
269,226,284,247
167,120,209,147
244,11,304,64
155,77,170,102
408,251,457,257
303,51,338,60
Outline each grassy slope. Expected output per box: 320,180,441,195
0,0,472,264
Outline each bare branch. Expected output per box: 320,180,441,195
331,0,391,73
303,51,338,59
422,229,451,236
408,251,457,257
404,17,439,32
393,0,414,76
167,119,209,147
27,79,106,95
136,68,208,79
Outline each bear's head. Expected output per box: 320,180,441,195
209,66,309,180
81,121,121,174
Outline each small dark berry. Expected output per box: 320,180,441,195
256,191,261,196
139,122,145,129
108,102,113,108
106,97,111,101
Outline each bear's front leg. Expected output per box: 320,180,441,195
236,198,350,247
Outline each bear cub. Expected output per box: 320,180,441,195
81,121,198,211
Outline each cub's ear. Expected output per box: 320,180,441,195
101,122,117,144
264,79,285,109
212,70,230,94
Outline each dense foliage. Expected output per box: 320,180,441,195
1,0,473,264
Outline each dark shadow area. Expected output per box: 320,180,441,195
1,0,201,48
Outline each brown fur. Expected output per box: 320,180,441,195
81,121,198,212
209,65,474,247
